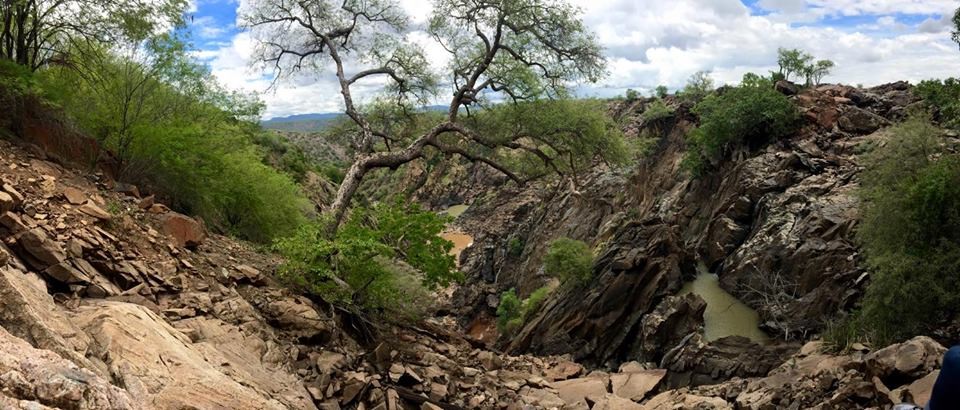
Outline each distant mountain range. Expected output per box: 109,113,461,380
261,105,450,132
261,113,344,132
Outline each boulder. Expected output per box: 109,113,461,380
62,187,87,205
18,228,66,269
0,324,138,409
73,301,305,410
161,212,205,249
78,202,112,221
553,376,609,405
0,191,15,213
838,106,888,134
635,293,707,362
775,80,800,96
610,369,666,401
866,336,945,381
0,266,95,369
1,184,23,207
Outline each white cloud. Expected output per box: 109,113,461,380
197,0,960,119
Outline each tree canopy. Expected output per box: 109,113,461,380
0,0,187,70
242,0,612,230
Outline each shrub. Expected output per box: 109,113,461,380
496,286,553,335
853,116,960,345
496,288,524,334
523,286,551,320
544,237,594,284
641,99,675,123
508,237,525,257
682,74,800,176
625,89,639,101
274,198,462,321
915,78,960,130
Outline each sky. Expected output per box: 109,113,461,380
185,0,960,119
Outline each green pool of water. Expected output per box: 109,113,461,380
678,263,769,343
440,204,470,218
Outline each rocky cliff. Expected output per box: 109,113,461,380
0,80,952,410
450,82,923,374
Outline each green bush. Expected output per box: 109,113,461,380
274,198,462,321
625,89,639,101
523,286,550,320
544,237,594,284
31,38,309,243
497,288,524,334
851,116,960,345
496,286,552,335
915,78,960,130
641,99,674,123
682,73,800,176
508,237,525,257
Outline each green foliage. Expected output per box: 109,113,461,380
35,35,306,243
654,85,669,99
776,48,834,86
465,98,629,179
496,286,552,335
915,78,960,130
641,99,675,123
497,288,524,334
682,73,800,176
853,116,960,344
625,88,639,100
680,71,714,103
544,237,594,284
508,237,525,257
523,286,551,320
0,59,38,93
953,7,960,49
274,199,462,320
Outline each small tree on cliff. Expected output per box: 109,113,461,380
242,0,610,232
953,7,960,49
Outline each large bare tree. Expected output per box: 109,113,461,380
243,0,607,230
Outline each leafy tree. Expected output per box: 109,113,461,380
776,48,813,83
776,48,834,86
803,59,834,86
682,73,800,175
915,78,960,130
854,116,960,344
275,198,462,319
680,71,714,103
953,7,960,49
654,85,669,99
0,0,187,70
544,237,594,284
243,0,608,232
625,88,639,100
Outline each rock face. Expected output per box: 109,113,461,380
160,212,206,248
450,83,917,374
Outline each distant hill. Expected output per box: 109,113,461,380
261,106,449,132
261,113,343,132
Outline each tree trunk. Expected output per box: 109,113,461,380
326,158,369,235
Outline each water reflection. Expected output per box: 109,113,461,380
678,263,769,343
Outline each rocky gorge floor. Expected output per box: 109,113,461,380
0,81,955,410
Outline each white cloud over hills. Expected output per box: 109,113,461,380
190,0,960,119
